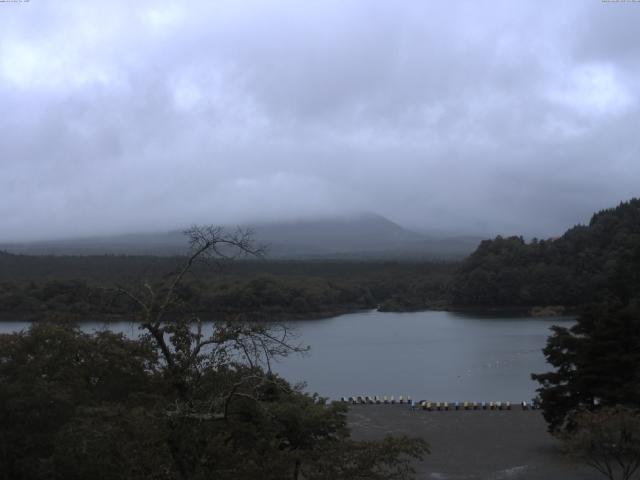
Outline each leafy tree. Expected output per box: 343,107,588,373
561,407,640,480
532,302,640,433
0,323,158,480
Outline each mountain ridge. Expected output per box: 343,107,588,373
0,213,483,260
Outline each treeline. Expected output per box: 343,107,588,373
0,254,456,320
452,198,640,307
0,276,373,320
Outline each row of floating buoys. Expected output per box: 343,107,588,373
418,401,513,410
416,401,537,410
342,395,412,404
340,398,536,410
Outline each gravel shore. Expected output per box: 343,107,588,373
347,405,601,480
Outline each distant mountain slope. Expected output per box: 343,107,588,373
452,198,640,307
252,213,422,257
1,213,483,260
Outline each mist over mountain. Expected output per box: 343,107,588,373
0,213,483,260
3,2,640,243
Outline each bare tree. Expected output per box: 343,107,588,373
562,407,640,480
115,225,305,404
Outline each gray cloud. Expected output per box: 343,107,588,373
1,0,639,241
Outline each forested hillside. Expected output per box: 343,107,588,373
0,254,454,320
452,198,640,307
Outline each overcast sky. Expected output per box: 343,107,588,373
1,0,639,242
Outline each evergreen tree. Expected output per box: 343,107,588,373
532,302,640,433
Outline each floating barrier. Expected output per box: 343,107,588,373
341,396,533,410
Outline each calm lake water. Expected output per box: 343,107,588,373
0,310,572,402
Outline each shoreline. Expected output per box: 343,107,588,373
384,304,578,317
0,305,578,323
0,307,370,324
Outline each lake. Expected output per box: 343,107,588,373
0,310,571,402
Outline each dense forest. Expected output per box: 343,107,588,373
0,253,454,320
452,198,640,308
